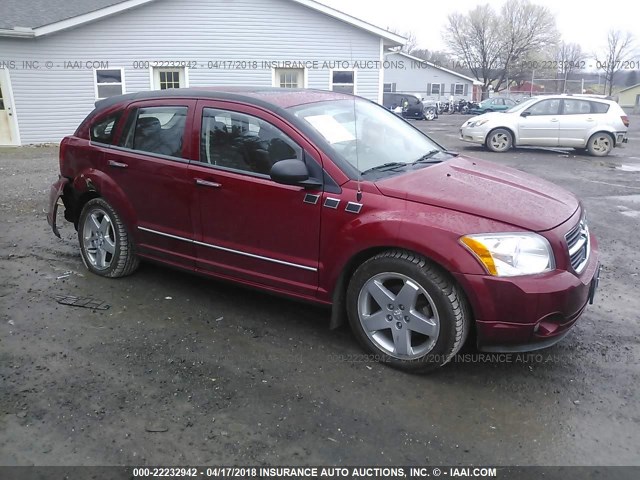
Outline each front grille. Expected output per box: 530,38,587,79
565,215,590,273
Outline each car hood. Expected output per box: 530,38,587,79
466,112,509,123
375,155,579,231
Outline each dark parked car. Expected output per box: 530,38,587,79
383,92,435,120
48,87,600,372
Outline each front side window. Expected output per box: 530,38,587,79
90,113,121,144
120,106,188,158
331,70,355,94
94,69,124,99
200,108,302,175
527,99,561,116
291,98,443,176
275,69,304,88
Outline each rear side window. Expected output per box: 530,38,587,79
590,101,610,114
563,99,591,114
90,113,121,144
120,106,188,158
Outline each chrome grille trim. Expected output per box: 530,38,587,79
565,214,590,274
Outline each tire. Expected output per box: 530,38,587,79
346,250,470,373
78,198,139,278
486,128,513,152
587,132,613,157
424,108,436,121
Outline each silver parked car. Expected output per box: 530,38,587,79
460,95,629,156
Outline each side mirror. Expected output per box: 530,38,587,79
521,111,531,118
270,159,322,189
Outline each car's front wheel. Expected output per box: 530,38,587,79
78,198,139,278
587,132,613,157
346,250,470,372
424,108,436,121
486,128,513,152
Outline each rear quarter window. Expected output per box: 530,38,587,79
590,102,610,114
90,113,121,144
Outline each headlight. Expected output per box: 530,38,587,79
460,233,555,277
469,119,490,127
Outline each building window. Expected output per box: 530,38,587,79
383,83,396,93
331,70,355,94
454,83,465,95
94,68,124,99
152,68,187,90
430,83,440,95
275,69,304,88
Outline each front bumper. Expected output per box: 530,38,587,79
459,126,487,145
453,236,600,352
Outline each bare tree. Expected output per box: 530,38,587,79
444,0,558,98
555,42,586,92
596,30,635,95
388,29,419,54
410,49,453,69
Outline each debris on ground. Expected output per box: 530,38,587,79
54,295,110,310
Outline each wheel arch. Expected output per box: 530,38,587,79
69,170,138,233
485,125,516,147
588,129,616,147
329,245,474,330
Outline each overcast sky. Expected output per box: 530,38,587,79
318,0,639,57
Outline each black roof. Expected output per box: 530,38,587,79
94,87,354,112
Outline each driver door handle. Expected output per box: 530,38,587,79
195,178,222,188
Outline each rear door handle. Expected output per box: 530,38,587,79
195,178,222,188
108,160,128,168
550,118,559,122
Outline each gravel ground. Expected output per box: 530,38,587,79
0,115,638,468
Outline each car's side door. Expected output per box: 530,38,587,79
187,101,325,298
105,99,197,267
558,99,595,147
517,98,561,146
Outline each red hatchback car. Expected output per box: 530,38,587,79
47,88,600,372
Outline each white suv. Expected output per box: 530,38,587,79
460,95,629,156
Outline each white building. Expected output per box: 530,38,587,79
0,0,404,145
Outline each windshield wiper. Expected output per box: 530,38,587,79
361,162,408,174
412,150,442,164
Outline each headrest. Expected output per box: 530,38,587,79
137,116,161,133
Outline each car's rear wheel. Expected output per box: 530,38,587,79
78,198,139,278
587,132,613,157
486,128,513,152
346,250,470,372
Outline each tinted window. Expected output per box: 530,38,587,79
563,99,591,114
505,99,516,106
590,101,610,114
200,108,302,176
120,106,187,158
527,99,560,116
90,113,121,144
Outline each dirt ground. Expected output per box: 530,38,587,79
0,115,639,468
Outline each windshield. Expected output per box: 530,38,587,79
505,97,537,113
289,98,442,175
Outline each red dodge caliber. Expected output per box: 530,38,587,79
47,88,600,372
